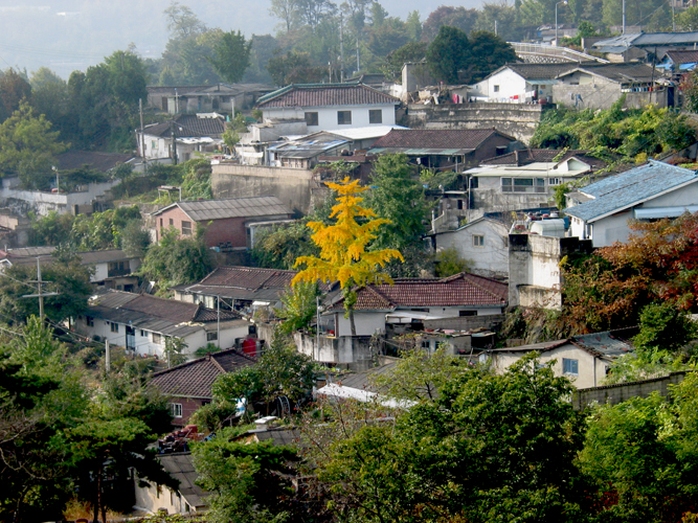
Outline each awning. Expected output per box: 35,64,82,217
385,311,446,323
634,205,698,220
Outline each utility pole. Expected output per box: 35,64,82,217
21,257,59,320
139,98,147,166
105,339,111,373
340,14,345,82
171,121,178,165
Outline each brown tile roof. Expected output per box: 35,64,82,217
150,348,256,399
257,83,399,109
330,273,508,311
144,114,226,139
480,149,607,169
152,197,291,222
664,49,698,64
371,129,513,151
56,151,135,172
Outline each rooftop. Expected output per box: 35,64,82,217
370,128,514,155
143,113,226,139
564,160,698,223
256,82,399,109
558,62,657,83
157,453,208,509
150,347,256,399
153,196,291,222
329,273,508,312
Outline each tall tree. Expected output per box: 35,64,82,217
0,102,68,189
208,30,252,84
426,25,470,84
292,176,403,336
0,68,32,123
422,6,480,40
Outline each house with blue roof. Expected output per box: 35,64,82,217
564,160,698,247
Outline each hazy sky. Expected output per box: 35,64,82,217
0,0,488,78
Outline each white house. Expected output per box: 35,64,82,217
255,82,399,133
564,160,698,248
75,290,252,359
480,330,635,389
432,216,510,280
137,113,226,162
322,273,508,338
469,63,578,103
464,149,606,219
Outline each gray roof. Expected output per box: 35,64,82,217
558,63,656,83
153,197,292,222
268,132,351,159
157,453,208,509
501,62,581,80
593,31,698,53
564,160,698,223
492,330,634,361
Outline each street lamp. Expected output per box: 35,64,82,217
555,0,567,47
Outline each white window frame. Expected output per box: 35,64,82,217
171,403,183,418
473,234,485,247
562,358,579,376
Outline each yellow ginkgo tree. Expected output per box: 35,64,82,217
292,176,404,336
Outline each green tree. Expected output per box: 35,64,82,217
465,31,518,83
677,5,698,30
422,6,480,40
29,67,68,129
164,336,188,367
0,254,92,325
292,176,404,336
138,227,214,295
211,333,316,422
381,41,427,82
0,101,68,189
208,30,252,84
29,211,75,246
193,427,299,523
275,281,319,334
252,221,319,270
426,25,470,84
0,68,32,123
435,246,471,277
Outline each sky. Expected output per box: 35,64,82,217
0,0,489,78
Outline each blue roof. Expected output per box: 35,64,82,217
564,160,698,222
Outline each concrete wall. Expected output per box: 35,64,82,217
294,332,375,368
572,371,689,409
422,313,505,331
553,78,668,111
406,103,546,143
212,163,316,214
508,234,593,309
471,176,558,216
435,220,510,279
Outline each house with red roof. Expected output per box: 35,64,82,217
75,290,254,360
149,347,256,426
321,272,508,338
256,82,400,133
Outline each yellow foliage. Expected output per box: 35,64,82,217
292,177,404,290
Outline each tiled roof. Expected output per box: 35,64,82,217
153,197,291,222
559,63,656,83
144,114,226,139
664,49,698,64
480,149,606,169
88,291,241,338
564,160,698,222
370,129,513,152
504,62,580,80
330,273,508,311
257,82,399,109
157,453,208,509
56,151,135,172
150,348,255,399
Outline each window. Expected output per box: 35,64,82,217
152,332,162,344
459,310,477,317
457,199,464,210
421,340,431,349
85,316,94,327
501,178,546,193
171,403,183,418
493,85,500,92
110,322,119,333
305,112,319,126
169,218,174,226
563,358,579,375
337,110,352,125
369,109,382,124
207,332,218,341
181,220,192,236
140,330,146,337
473,234,484,247
159,218,163,227
549,177,562,186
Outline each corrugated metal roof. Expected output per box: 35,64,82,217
564,160,698,222
323,125,407,141
157,453,208,509
559,63,656,83
154,197,291,222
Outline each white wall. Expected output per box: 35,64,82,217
435,220,509,279
263,104,396,132
487,344,610,388
134,482,195,515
